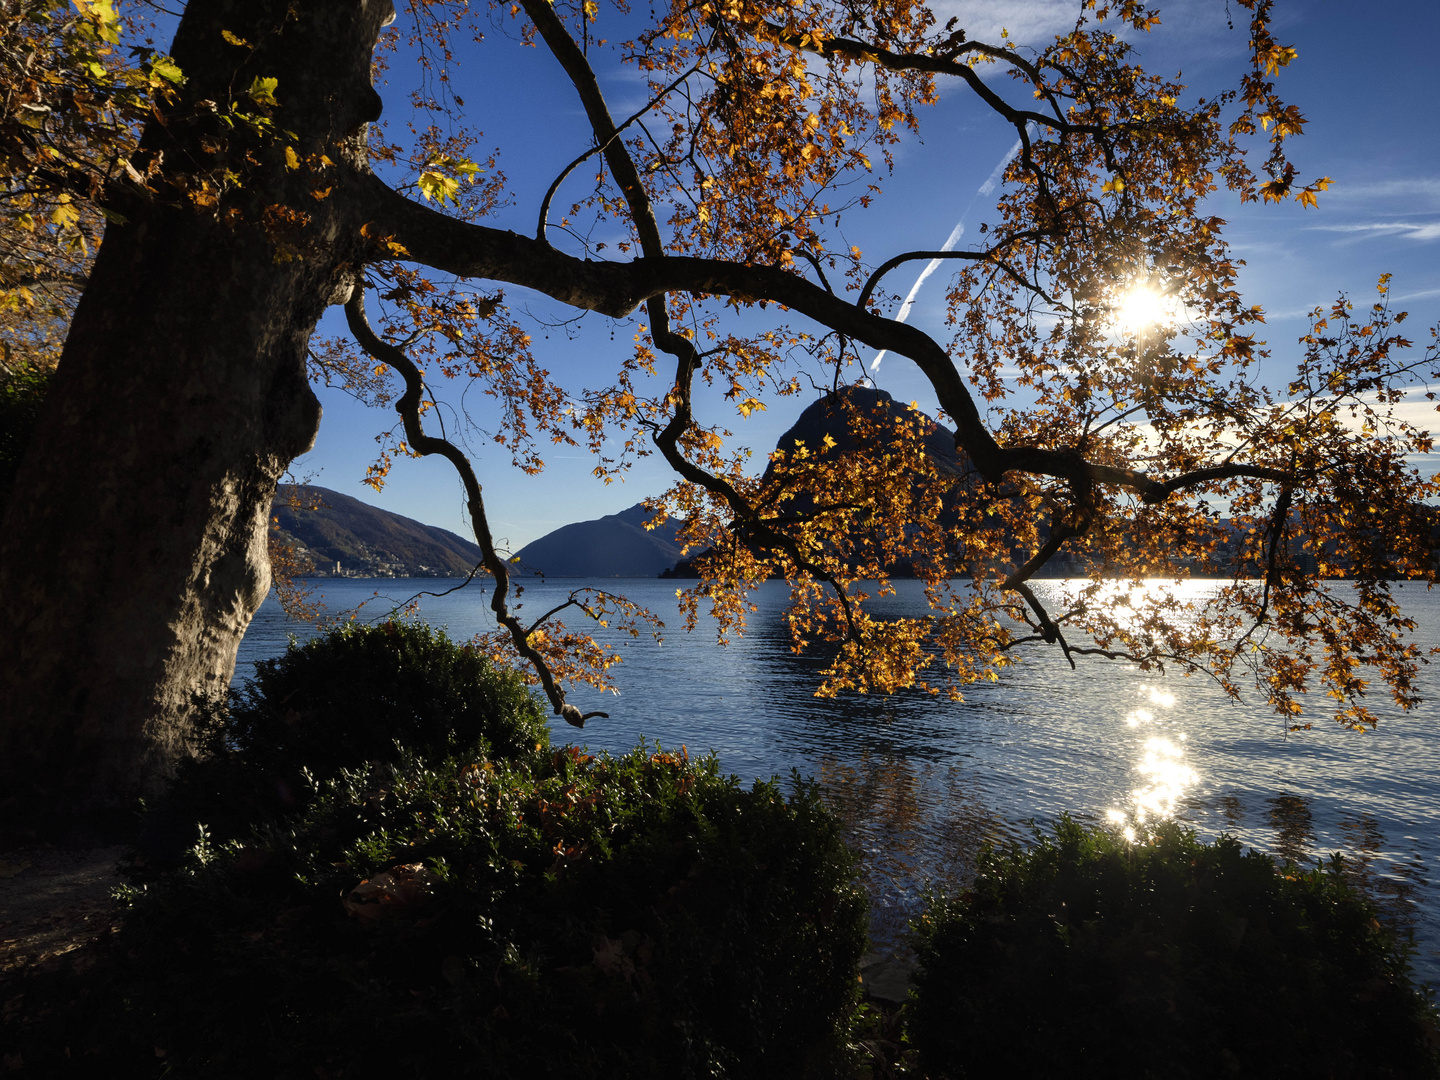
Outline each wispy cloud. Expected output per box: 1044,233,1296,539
871,131,1029,372
1318,177,1440,206
930,0,1245,55
927,0,1079,47
1308,220,1440,242
1393,285,1440,304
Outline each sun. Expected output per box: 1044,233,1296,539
1111,283,1174,335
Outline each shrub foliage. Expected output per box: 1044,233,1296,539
139,620,551,862
908,816,1439,1079
223,618,551,766
16,623,867,1078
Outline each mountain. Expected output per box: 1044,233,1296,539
509,503,686,578
664,384,990,578
506,385,1062,580
270,485,485,577
763,383,966,482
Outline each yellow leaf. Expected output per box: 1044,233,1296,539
221,29,251,47
284,146,300,171
247,76,279,107
76,0,121,44
417,170,461,205
1264,45,1298,75
148,56,184,84
51,201,81,230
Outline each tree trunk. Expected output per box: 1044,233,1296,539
0,0,393,828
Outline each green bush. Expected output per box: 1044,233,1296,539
908,816,1440,1079
226,619,549,767
139,620,550,863
23,743,866,1078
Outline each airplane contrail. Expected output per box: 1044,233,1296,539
870,131,1029,372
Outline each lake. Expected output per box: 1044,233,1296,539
236,576,1440,986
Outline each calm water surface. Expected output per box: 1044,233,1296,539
237,577,1440,985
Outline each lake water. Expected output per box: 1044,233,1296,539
236,576,1440,986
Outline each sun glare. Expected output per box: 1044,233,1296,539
1112,283,1174,335
1107,679,1199,841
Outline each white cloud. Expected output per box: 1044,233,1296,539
928,0,1243,55
1308,221,1440,243
927,0,1080,47
1394,286,1440,304
1319,177,1440,208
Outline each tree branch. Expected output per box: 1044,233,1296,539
365,175,1300,509
857,244,1056,312
343,286,605,727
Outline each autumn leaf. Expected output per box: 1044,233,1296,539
75,0,121,44
247,76,279,107
147,56,184,84
50,201,80,230
736,397,766,417
418,170,461,204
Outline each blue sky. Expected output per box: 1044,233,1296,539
291,0,1440,552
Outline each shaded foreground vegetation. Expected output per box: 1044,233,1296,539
910,817,1440,1079
3,623,1436,1077
7,623,867,1078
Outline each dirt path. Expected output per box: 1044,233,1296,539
0,846,127,978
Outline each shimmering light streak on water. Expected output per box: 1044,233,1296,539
1130,738,1199,822
236,576,1440,986
1108,680,1199,835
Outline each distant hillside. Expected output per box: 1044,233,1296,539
271,485,485,577
510,504,686,578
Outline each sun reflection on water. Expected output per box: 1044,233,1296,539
1108,684,1198,841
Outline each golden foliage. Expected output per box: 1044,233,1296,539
11,0,1437,728
328,0,1437,727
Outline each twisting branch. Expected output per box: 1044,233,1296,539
369,179,1299,511
344,286,606,728
1008,580,1076,668
535,59,704,245
748,20,1074,136
1257,481,1295,624
794,247,834,293
1002,524,1080,595
743,16,1120,212
521,0,664,254
522,0,870,641
1001,511,1087,668
1144,463,1294,504
856,241,1057,312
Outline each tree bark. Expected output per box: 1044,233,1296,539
0,0,392,827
